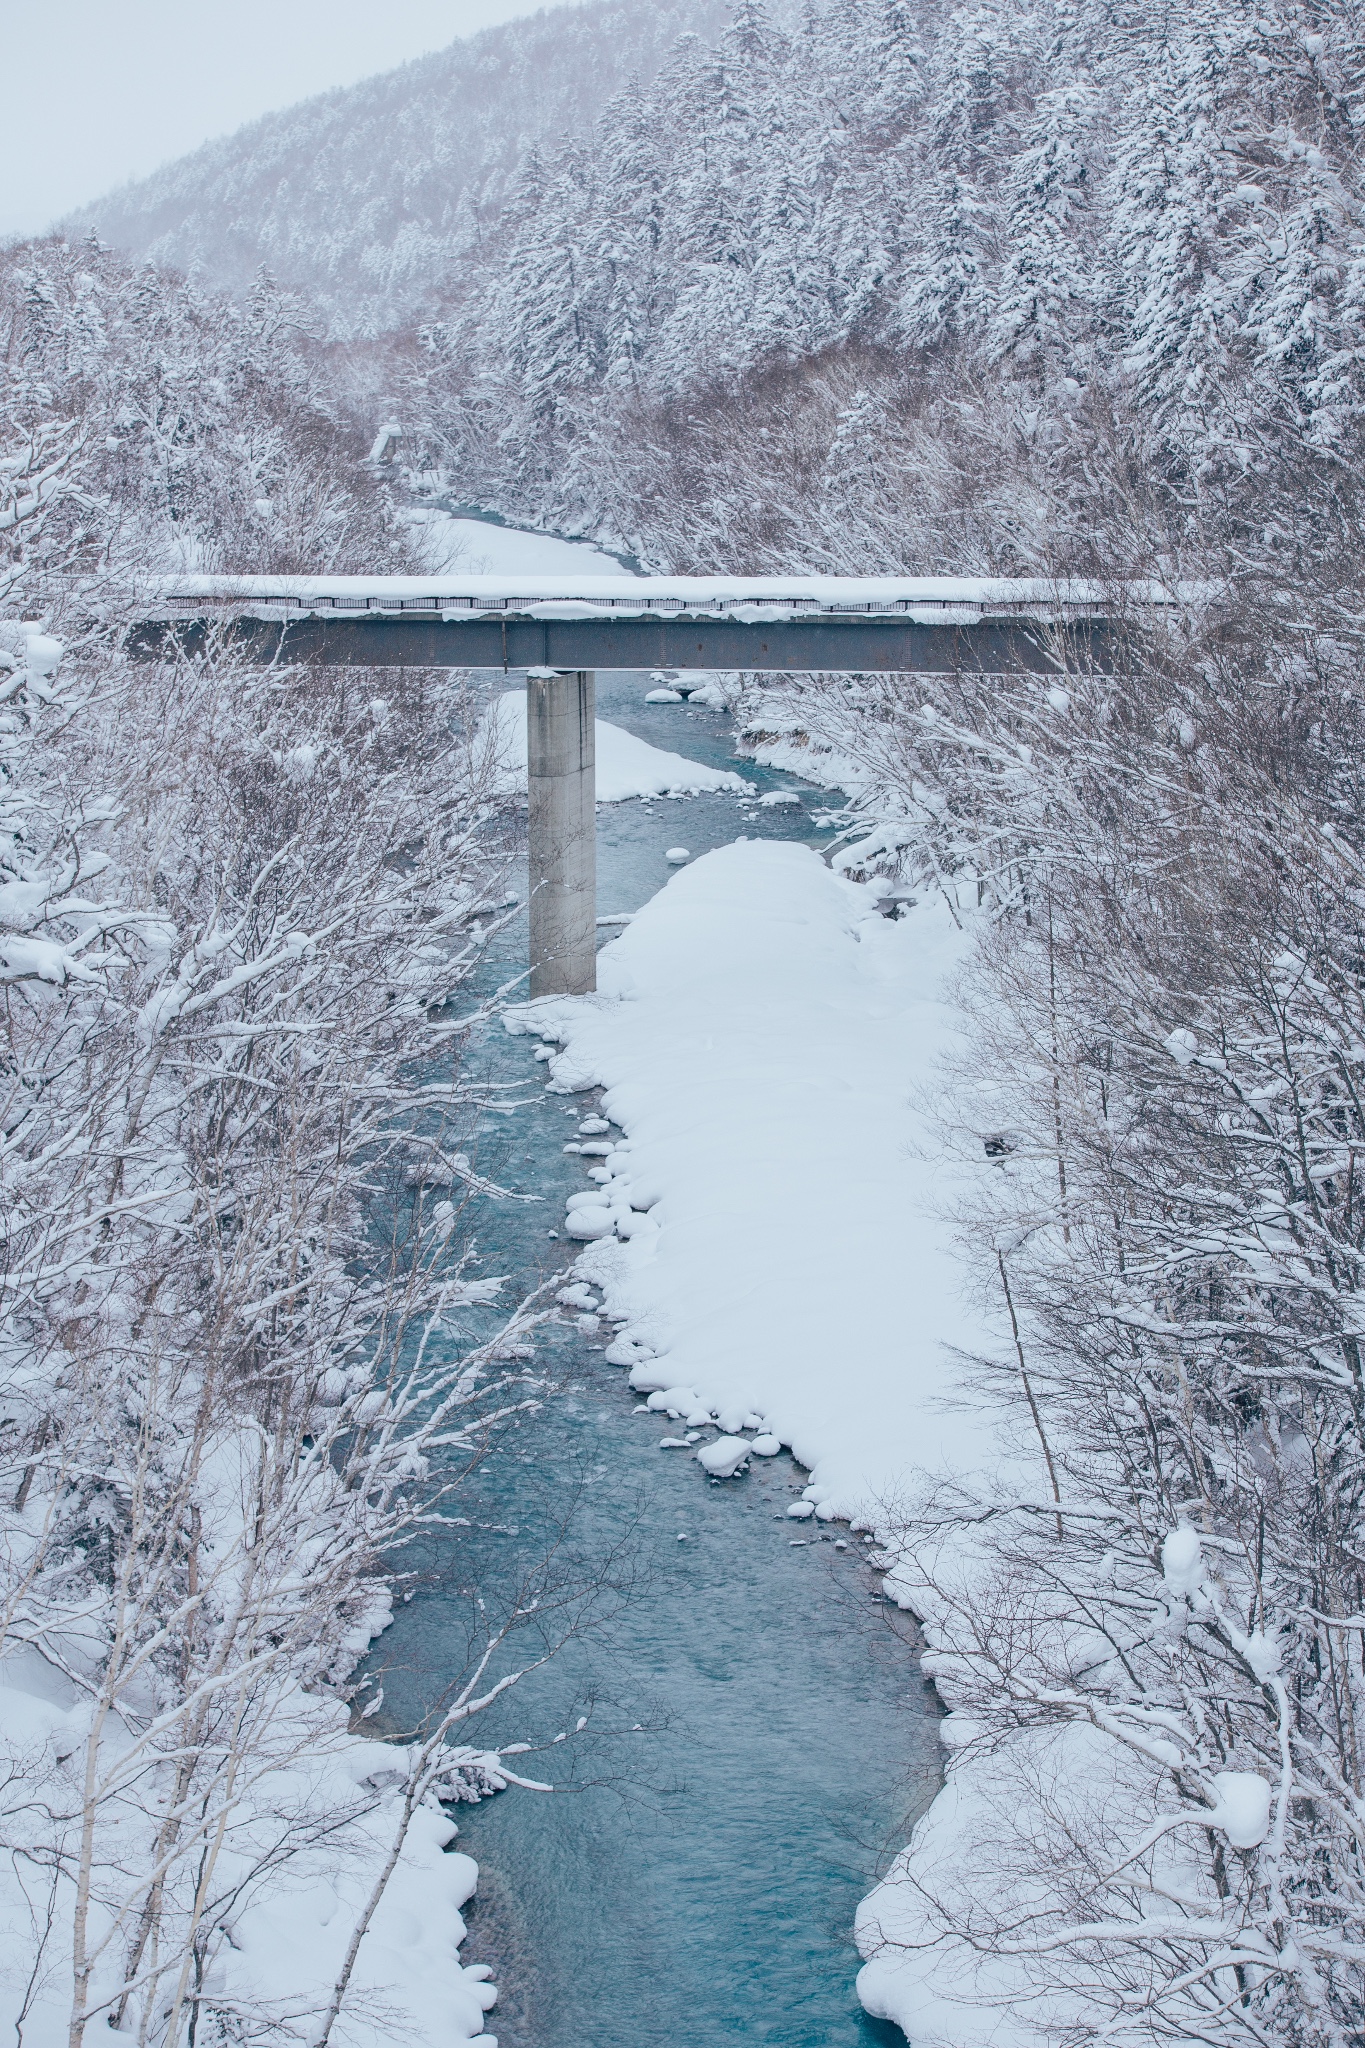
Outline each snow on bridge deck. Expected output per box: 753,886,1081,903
133,574,1159,672
142,572,1156,620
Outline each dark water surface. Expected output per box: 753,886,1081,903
374,670,940,2047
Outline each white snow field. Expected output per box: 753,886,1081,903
407,507,627,577
507,831,986,1523
0,1584,504,2048
507,839,1040,2045
512,840,983,1505
486,689,751,803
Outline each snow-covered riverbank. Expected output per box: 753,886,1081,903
0,612,521,2048
0,1657,502,2048
509,839,1030,2045
485,689,749,802
514,841,986,1512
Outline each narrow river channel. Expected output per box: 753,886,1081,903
376,655,943,2047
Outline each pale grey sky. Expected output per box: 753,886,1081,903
1,0,562,239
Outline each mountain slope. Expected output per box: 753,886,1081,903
392,0,1365,576
67,0,732,335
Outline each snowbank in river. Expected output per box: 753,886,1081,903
511,837,989,1510
486,690,751,803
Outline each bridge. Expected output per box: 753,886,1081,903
134,574,1154,999
133,571,1143,673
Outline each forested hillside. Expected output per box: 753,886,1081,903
67,0,1365,576
66,0,732,336
392,0,1365,577
1,236,407,598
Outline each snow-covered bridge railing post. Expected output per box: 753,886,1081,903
127,573,1160,1005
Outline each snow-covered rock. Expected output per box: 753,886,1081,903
696,1435,752,1477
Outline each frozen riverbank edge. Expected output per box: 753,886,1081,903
508,838,1028,2047
0,1481,506,2048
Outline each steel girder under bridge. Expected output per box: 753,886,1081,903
132,574,1153,996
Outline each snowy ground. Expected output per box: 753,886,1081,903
0,1587,502,2048
514,842,985,1506
407,508,626,576
485,689,750,803
507,839,1028,2046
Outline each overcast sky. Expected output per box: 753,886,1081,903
1,0,560,239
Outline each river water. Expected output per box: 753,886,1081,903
375,661,942,2047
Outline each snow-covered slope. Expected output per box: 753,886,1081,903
66,0,731,334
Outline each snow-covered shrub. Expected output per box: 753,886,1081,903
0,611,545,2048
856,579,1365,2041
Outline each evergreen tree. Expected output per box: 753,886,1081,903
895,1,1024,350
590,76,672,390
989,82,1099,367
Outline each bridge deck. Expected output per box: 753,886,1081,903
134,574,1154,673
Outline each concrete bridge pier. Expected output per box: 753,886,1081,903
527,668,596,998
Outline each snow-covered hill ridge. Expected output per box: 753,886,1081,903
65,0,732,335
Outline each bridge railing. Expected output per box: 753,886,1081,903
135,571,1173,625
